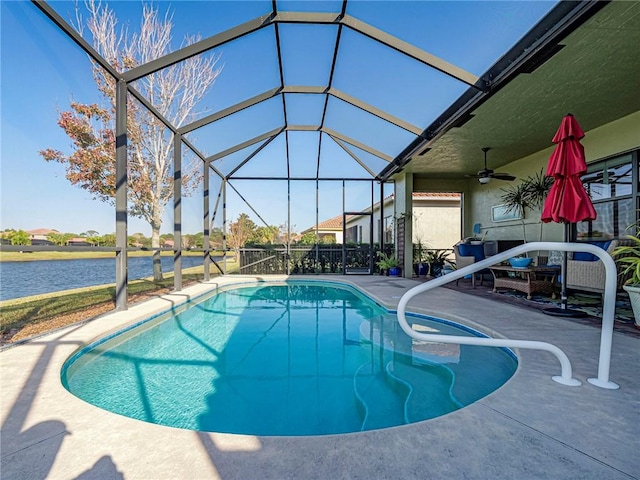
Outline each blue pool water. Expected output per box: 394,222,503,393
62,282,517,436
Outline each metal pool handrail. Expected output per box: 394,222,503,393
396,242,619,389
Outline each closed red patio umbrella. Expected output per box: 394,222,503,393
541,114,596,316
542,175,597,224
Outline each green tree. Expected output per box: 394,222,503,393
47,232,75,246
9,230,30,246
227,214,257,261
299,232,317,245
160,233,174,247
128,233,148,247
1,229,15,244
190,232,204,248
252,226,279,245
101,233,116,246
210,228,223,249
320,235,336,245
299,231,336,245
39,1,222,281
182,234,195,249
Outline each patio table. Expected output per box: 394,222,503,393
489,264,559,300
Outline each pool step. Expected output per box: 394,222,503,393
353,362,409,431
386,359,461,423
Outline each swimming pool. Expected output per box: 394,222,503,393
62,281,517,436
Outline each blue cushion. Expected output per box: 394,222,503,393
574,241,612,262
458,243,485,262
573,252,597,261
591,240,612,251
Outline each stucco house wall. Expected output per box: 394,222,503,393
464,111,640,243
412,201,461,250
345,193,461,250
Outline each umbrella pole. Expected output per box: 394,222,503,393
561,222,569,310
544,222,584,317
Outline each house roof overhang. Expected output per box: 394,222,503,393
384,0,640,180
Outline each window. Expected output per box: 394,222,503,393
345,225,358,243
579,150,639,239
384,216,393,243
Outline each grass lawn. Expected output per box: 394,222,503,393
0,261,238,345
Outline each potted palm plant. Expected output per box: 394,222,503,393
500,169,553,259
613,221,640,328
425,249,450,277
377,252,401,277
413,240,428,277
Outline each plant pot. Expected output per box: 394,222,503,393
388,266,402,277
442,266,454,276
417,263,428,277
429,262,444,277
508,257,533,268
623,284,640,328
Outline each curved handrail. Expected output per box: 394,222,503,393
396,241,619,389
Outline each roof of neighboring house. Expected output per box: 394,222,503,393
412,192,460,200
68,237,90,243
301,214,354,235
27,228,59,235
303,193,462,232
382,192,461,202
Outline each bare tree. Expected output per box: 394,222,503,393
41,1,222,280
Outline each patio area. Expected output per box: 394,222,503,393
1,275,638,479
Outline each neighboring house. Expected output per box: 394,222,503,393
299,214,352,244
410,192,462,250
345,192,461,249
303,193,461,249
67,237,92,247
162,239,175,248
27,228,57,246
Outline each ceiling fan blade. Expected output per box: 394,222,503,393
465,173,488,179
464,149,510,181
491,173,516,181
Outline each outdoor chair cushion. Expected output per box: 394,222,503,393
457,243,485,262
547,250,564,266
572,240,612,262
566,239,620,294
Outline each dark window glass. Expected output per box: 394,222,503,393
583,158,632,201
577,198,634,239
384,216,393,243
579,151,638,240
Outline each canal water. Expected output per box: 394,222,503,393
0,256,207,301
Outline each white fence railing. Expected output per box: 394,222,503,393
396,242,619,389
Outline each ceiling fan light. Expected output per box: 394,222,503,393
478,177,491,184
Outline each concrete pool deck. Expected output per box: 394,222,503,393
1,275,638,479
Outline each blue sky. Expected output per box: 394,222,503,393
1,0,557,236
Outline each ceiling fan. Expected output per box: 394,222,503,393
466,147,516,184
